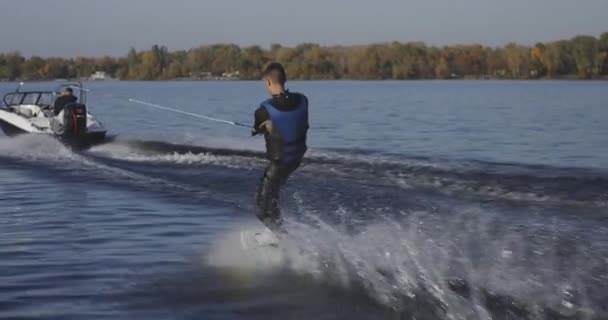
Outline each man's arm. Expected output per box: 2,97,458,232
253,105,270,136
53,96,64,116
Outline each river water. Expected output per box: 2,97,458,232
1,80,607,319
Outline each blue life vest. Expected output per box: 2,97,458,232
262,95,308,163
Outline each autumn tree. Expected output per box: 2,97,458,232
570,35,598,78
389,42,433,79
0,52,24,80
530,43,546,77
240,45,267,79
598,32,608,75
505,43,530,78
41,58,69,79
435,54,451,79
164,50,188,79
486,48,508,78
21,56,45,80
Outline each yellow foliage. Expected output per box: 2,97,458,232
531,47,544,60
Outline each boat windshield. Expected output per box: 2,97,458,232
38,93,54,105
3,92,55,107
23,93,40,105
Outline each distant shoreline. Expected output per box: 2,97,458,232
0,32,608,81
1,32,607,82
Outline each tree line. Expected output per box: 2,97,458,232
1,32,607,81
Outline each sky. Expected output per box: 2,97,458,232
1,0,607,57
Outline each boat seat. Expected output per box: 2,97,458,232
13,105,41,118
30,117,50,130
16,108,34,118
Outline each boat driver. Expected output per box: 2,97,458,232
53,87,77,116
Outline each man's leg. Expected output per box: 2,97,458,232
256,161,283,231
279,161,300,186
256,160,302,232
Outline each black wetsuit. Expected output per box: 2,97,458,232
253,91,309,231
53,95,77,116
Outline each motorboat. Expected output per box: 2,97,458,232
0,82,106,148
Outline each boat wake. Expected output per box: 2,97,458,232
0,134,77,161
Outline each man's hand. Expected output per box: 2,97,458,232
253,120,273,136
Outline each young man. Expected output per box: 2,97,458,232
53,87,77,116
253,62,309,232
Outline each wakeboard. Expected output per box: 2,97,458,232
239,228,280,250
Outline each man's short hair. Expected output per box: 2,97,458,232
64,87,73,94
262,62,286,86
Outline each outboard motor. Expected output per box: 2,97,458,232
62,103,87,145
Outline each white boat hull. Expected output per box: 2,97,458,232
0,108,106,147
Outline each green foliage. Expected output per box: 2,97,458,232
0,52,25,80
571,36,599,78
2,33,607,81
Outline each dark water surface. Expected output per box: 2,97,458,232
1,81,607,319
